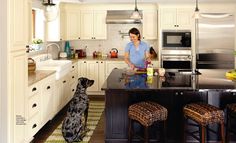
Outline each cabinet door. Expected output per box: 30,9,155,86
80,10,94,39
87,61,99,92
93,10,107,39
62,75,70,106
99,61,106,92
41,75,55,124
10,0,29,51
160,8,176,29
60,10,66,41
143,10,157,40
78,61,87,77
176,8,193,29
66,11,81,40
10,50,27,143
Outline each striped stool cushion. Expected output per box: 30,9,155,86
227,103,236,112
128,101,168,127
183,103,224,126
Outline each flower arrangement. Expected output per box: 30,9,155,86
32,39,43,44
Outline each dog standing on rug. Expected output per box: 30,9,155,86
62,77,94,143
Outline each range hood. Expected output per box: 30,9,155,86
106,10,142,24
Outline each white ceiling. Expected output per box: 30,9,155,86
60,0,236,4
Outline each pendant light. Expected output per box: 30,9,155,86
193,0,200,19
130,0,142,19
42,0,58,22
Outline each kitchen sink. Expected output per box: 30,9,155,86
36,59,72,80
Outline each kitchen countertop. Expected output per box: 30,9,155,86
28,70,55,86
102,69,236,90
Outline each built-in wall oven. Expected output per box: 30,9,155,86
161,50,192,70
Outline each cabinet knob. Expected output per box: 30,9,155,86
32,87,37,92
32,124,37,129
47,86,50,89
60,38,63,41
143,37,145,39
101,61,103,63
96,61,98,63
175,92,178,95
32,103,37,108
233,92,236,96
84,61,86,63
72,76,75,79
72,66,74,68
72,89,75,92
63,80,66,83
78,37,80,39
180,92,183,95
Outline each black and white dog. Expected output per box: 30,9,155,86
62,77,94,143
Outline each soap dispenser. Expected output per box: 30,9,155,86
64,41,71,58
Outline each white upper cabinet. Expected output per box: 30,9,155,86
10,0,29,51
65,10,81,40
81,10,107,40
160,8,194,30
142,10,158,40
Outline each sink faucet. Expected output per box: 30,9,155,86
46,43,60,60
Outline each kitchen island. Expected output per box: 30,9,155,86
102,69,236,143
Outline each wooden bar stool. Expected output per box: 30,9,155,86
226,103,236,142
128,101,168,143
183,102,225,143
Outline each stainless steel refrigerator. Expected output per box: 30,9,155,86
196,13,235,69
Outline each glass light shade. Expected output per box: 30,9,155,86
130,10,141,19
43,5,58,22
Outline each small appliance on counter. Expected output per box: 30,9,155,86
110,48,118,58
76,49,86,58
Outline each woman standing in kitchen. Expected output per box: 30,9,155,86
124,27,151,69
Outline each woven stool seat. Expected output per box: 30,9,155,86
183,102,224,126
227,103,236,112
128,101,168,127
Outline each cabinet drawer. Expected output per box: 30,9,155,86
28,93,40,119
28,83,40,97
27,113,40,137
71,63,78,72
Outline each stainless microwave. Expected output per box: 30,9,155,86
162,31,191,48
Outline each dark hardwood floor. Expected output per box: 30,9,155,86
32,95,105,143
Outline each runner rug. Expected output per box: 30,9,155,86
44,101,105,143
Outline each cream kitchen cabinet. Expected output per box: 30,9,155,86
80,10,107,40
62,10,81,40
160,8,194,30
10,50,28,143
26,73,55,142
69,63,78,99
55,74,70,112
142,10,158,40
105,61,128,78
86,61,99,91
40,74,55,125
78,60,88,77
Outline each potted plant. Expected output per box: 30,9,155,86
31,39,43,51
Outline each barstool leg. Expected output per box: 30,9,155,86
200,125,205,143
144,126,148,143
220,122,225,143
183,117,187,143
128,118,132,143
163,120,167,143
226,110,231,143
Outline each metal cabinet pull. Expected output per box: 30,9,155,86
72,66,74,68
47,86,50,89
32,87,37,92
72,89,75,92
96,61,98,63
32,103,37,108
32,124,37,129
72,76,75,79
63,80,66,83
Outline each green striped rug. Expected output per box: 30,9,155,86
45,101,105,143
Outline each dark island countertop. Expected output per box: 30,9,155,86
102,68,236,91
